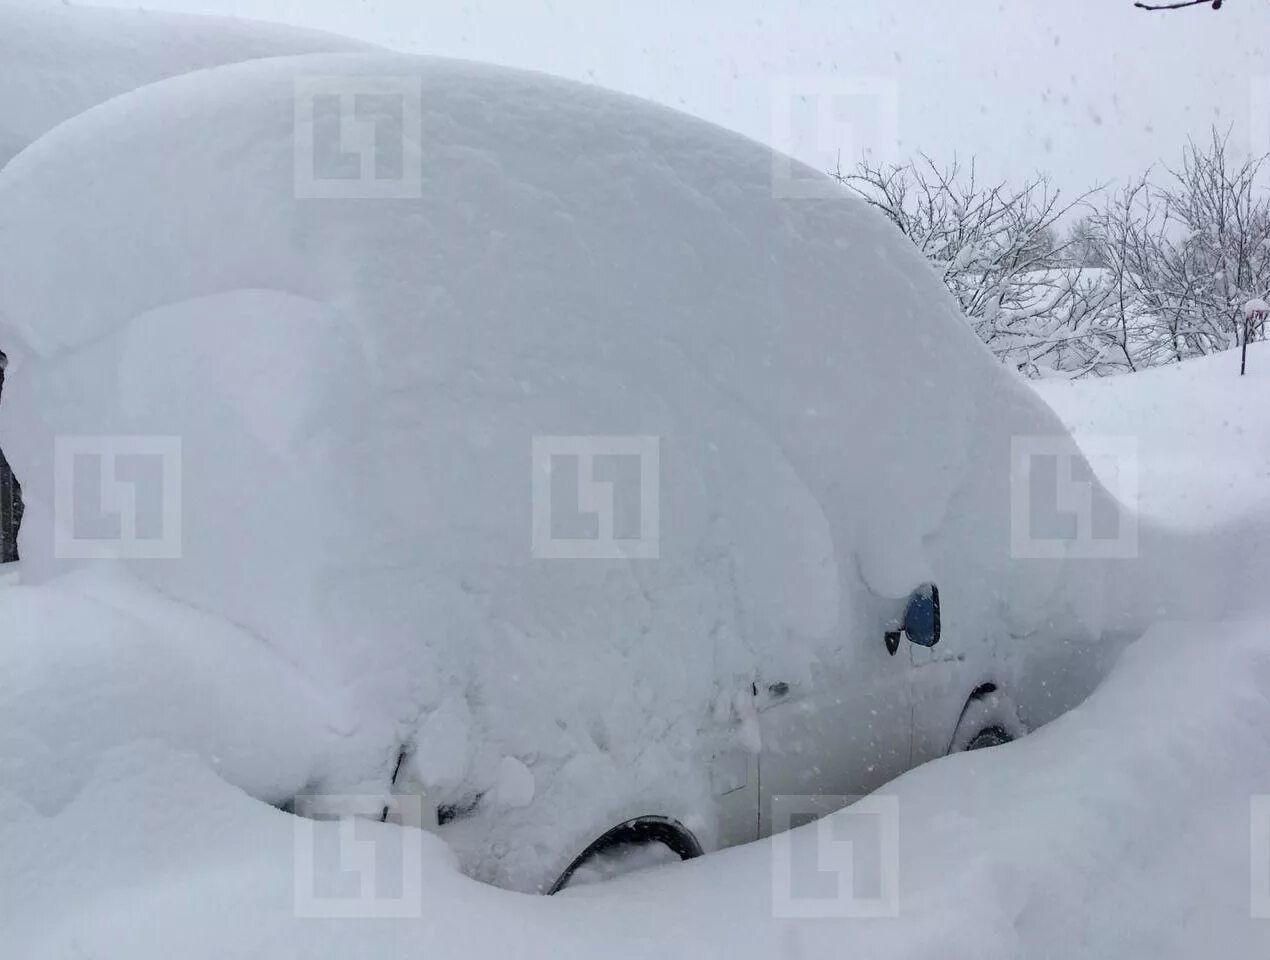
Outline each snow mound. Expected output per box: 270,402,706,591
1035,342,1270,526
0,566,355,814
0,52,1125,885
4,619,1269,958
0,0,370,168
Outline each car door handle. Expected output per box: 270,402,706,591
767,681,790,698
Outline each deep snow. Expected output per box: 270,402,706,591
0,566,345,815
0,49,1151,890
1035,342,1270,528
3,613,1268,959
5,334,1270,951
1,8,1269,957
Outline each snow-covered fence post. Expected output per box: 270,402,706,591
1243,299,1267,376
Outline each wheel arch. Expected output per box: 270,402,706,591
545,814,704,894
945,681,1027,754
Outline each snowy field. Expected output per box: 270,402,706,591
1035,345,1270,528
2,4,1270,959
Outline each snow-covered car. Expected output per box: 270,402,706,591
0,52,1157,893
0,2,370,170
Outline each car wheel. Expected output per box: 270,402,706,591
947,685,1027,754
964,725,1013,750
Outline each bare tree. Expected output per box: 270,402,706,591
834,128,1267,379
833,154,1098,376
1066,215,1109,270
1085,177,1180,371
1159,128,1270,353
1075,128,1270,372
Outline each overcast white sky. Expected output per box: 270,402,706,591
83,0,1270,194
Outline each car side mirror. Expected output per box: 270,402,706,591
885,582,941,655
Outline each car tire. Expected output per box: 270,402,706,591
947,686,1027,754
964,725,1014,750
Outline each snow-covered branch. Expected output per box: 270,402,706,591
832,127,1269,379
833,154,1101,376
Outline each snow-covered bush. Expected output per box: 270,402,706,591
834,154,1096,377
836,129,1270,378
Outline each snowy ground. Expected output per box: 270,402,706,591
2,608,1268,959
1034,343,1270,528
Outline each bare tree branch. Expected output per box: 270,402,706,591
1134,0,1222,11
833,152,1104,375
832,125,1268,378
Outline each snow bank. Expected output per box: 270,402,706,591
0,566,356,815
4,619,1268,959
1035,342,1270,527
1031,344,1270,646
0,0,370,168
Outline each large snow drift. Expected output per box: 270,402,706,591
0,0,370,168
1035,342,1270,527
0,566,347,815
4,616,1269,959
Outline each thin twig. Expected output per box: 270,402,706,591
1134,0,1221,10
